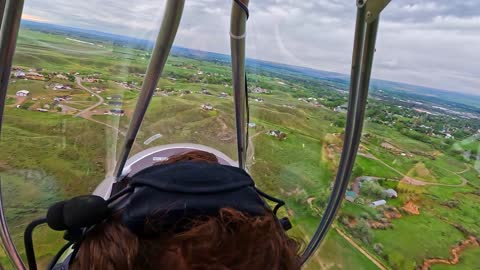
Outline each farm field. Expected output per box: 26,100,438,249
0,23,478,270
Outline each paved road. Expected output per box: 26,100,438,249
74,77,105,117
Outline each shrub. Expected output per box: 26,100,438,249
373,243,384,255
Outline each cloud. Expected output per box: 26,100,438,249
20,0,480,96
21,13,50,23
401,2,447,13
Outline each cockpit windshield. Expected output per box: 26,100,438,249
0,1,479,270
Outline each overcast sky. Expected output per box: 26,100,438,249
22,0,480,96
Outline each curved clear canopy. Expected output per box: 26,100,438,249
1,0,479,270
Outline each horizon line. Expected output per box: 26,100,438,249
20,19,480,99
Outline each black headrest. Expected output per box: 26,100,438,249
120,162,268,234
130,162,254,193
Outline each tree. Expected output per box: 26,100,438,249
351,219,373,244
361,181,387,199
315,188,331,209
334,118,346,128
351,166,364,179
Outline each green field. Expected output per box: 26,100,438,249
0,26,478,270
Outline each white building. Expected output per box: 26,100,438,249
53,84,71,90
16,90,30,97
445,133,454,139
370,200,387,208
201,104,214,111
13,71,26,78
252,87,269,94
384,189,398,198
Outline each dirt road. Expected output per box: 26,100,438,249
334,226,387,270
74,76,105,117
246,131,262,166
358,152,468,187
71,77,127,135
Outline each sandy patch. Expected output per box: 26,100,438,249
402,201,420,215
420,236,479,270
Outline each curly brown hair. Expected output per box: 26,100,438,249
71,151,301,270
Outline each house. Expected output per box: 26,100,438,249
219,92,229,98
334,103,349,113
252,87,269,94
345,191,358,203
117,82,134,89
111,95,122,100
248,123,256,128
16,90,30,97
269,130,280,137
55,74,69,80
201,104,214,111
254,98,264,103
25,72,45,81
384,189,398,198
370,200,387,208
201,89,212,95
109,109,125,116
13,71,25,78
84,77,100,83
36,108,48,113
53,95,72,101
54,95,72,102
53,84,72,90
109,101,123,107
268,130,287,140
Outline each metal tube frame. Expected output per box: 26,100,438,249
0,0,23,139
301,0,388,264
113,0,185,179
0,0,27,269
230,0,249,169
0,0,6,31
0,0,391,267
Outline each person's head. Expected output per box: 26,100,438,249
71,151,301,270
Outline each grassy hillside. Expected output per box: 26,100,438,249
0,27,478,270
